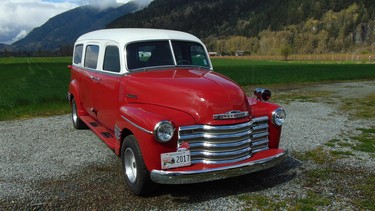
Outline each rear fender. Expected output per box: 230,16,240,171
68,79,86,117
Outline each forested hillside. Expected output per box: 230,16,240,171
108,0,375,55
4,2,139,56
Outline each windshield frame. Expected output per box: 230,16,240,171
125,39,212,72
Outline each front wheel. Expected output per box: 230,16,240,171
121,135,158,195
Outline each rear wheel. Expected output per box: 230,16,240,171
121,135,158,195
71,97,87,129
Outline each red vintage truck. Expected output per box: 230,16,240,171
68,28,287,195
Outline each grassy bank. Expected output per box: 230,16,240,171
1,57,375,121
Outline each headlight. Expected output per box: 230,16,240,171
154,121,175,143
272,108,286,126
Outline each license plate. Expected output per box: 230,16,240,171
161,150,191,169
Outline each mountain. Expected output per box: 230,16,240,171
108,0,375,54
0,43,8,55
4,0,375,56
11,2,140,53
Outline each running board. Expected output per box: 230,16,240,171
80,116,117,150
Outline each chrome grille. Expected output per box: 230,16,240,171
178,116,269,164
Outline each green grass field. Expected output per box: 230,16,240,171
0,57,71,121
0,57,375,121
212,58,375,85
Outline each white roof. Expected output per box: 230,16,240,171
76,28,203,45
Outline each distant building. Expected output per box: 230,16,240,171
209,52,219,57
235,51,244,56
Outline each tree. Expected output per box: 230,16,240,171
281,44,293,61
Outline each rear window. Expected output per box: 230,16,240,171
73,44,83,65
84,45,99,69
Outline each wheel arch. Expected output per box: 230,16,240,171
116,128,133,155
68,79,87,118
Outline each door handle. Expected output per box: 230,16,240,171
89,76,101,82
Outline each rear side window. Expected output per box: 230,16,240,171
84,45,99,69
103,46,121,73
73,44,83,65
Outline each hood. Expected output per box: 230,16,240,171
125,68,250,124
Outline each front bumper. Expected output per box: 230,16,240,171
150,149,287,184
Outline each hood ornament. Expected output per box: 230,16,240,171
213,110,249,120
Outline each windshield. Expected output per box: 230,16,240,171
126,40,210,70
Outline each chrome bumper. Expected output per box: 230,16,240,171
150,150,287,184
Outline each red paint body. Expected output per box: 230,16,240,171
69,67,284,171
68,29,286,191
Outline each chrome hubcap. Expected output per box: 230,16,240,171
72,101,78,124
124,148,137,183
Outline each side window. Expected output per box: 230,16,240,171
103,46,121,73
84,45,99,69
190,45,209,67
172,41,209,67
73,44,83,65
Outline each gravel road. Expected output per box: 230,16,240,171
1,81,374,210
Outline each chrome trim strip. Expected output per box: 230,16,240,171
121,116,153,135
188,138,251,148
66,92,72,101
192,154,252,165
252,123,268,131
251,132,269,139
252,116,269,123
114,125,121,140
179,130,252,141
252,139,269,147
252,147,269,153
179,121,253,133
150,150,287,184
191,146,251,157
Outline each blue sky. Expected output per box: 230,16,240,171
0,0,135,44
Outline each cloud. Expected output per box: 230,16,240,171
81,0,119,10
80,0,153,10
0,0,78,44
0,0,153,44
132,0,153,8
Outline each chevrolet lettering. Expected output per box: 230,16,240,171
213,110,249,120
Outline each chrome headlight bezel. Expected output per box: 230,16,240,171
154,121,175,143
272,107,286,126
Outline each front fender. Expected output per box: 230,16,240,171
248,97,283,149
119,104,196,171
